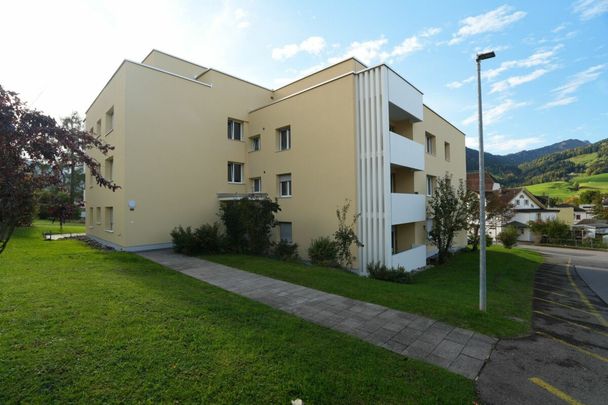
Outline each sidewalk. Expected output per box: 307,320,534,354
138,249,496,379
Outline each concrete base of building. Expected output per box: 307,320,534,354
86,234,173,252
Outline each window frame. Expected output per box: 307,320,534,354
444,141,451,161
278,222,293,243
105,207,114,232
278,126,291,151
250,135,261,152
426,175,435,196
105,106,114,135
278,174,292,198
251,177,262,193
425,132,436,155
227,118,243,141
227,162,244,184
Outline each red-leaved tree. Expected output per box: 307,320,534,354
0,85,118,254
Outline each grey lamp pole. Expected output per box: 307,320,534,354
476,50,495,312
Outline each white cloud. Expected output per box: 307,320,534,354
466,133,544,154
490,68,551,93
541,64,606,109
234,8,250,29
446,76,475,89
573,0,608,20
272,36,327,60
328,38,388,65
462,99,528,126
449,5,526,45
390,36,423,57
420,27,442,38
552,23,568,33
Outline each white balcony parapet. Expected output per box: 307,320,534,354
387,68,423,121
392,244,426,271
389,131,424,171
391,193,426,225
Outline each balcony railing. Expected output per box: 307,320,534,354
391,193,426,225
389,131,424,171
392,244,426,271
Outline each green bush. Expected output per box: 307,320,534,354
367,262,413,284
308,236,338,266
498,226,518,249
273,240,299,261
194,223,224,254
170,226,199,255
486,234,493,247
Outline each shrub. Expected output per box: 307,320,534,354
498,226,518,249
367,262,413,284
170,226,199,255
485,234,493,247
194,223,223,254
334,200,363,269
308,236,338,266
273,240,299,261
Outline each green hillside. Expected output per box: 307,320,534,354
526,173,608,200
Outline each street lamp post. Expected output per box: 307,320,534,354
476,50,495,312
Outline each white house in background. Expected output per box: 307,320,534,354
572,219,608,241
486,188,559,242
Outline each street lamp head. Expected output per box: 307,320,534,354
476,51,496,62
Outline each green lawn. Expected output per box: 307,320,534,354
205,246,542,338
0,222,475,404
526,173,608,200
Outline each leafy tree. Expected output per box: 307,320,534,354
528,219,571,240
580,189,601,204
497,226,518,248
334,200,363,269
428,175,474,263
467,191,514,251
1,85,117,254
591,195,608,220
60,112,86,203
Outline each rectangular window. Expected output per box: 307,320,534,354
105,106,114,134
524,199,529,206
251,177,262,193
278,126,291,151
516,200,521,206
105,207,113,231
104,157,113,181
279,222,293,243
391,225,397,254
96,207,101,225
95,119,101,137
444,142,451,161
425,132,436,155
426,175,435,196
576,214,581,220
227,162,243,183
227,118,242,141
88,207,94,226
250,135,261,151
278,174,292,197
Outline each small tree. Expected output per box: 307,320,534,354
528,218,571,241
1,85,117,255
466,191,514,252
334,200,363,269
498,226,518,248
580,189,601,204
428,174,473,263
591,195,608,220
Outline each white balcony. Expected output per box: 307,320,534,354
391,193,426,225
389,131,424,171
392,244,427,271
387,68,423,122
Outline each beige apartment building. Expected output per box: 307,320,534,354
85,50,466,273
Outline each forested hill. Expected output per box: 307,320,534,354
466,138,608,186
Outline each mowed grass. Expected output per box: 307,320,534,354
0,222,475,404
205,246,542,338
527,173,608,200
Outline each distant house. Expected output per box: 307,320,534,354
572,219,608,241
555,203,588,226
466,171,501,193
487,188,559,242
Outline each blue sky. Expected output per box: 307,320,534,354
2,0,607,154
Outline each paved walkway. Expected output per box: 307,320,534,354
138,249,496,379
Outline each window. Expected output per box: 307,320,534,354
250,135,261,151
278,174,292,197
88,207,94,226
95,119,101,137
444,142,451,161
425,132,436,155
105,207,113,231
96,207,101,225
536,213,541,221
278,126,291,151
104,157,113,181
105,106,114,134
524,199,529,206
391,225,397,254
426,175,435,196
227,118,242,141
227,162,243,183
576,214,581,220
279,222,293,243
516,199,521,206
251,177,262,193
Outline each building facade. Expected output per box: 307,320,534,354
85,50,466,273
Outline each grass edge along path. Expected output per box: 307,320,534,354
0,223,475,404
205,246,542,338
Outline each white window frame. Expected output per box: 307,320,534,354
105,106,114,135
426,175,435,196
227,162,244,184
278,222,293,243
251,177,262,193
227,118,243,141
96,207,101,225
279,174,292,197
425,132,435,155
250,135,261,151
444,141,451,161
104,156,114,181
278,126,291,151
105,207,113,232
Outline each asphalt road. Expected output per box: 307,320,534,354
477,245,608,405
